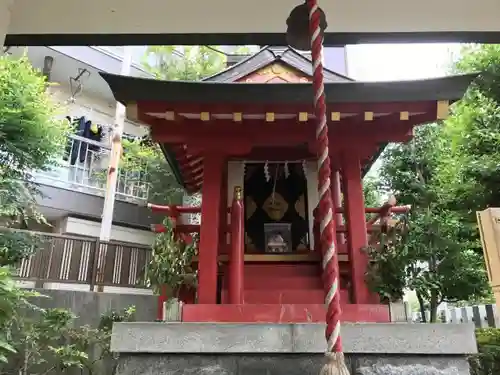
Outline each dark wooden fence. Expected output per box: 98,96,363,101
8,230,152,290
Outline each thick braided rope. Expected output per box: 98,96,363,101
307,0,343,353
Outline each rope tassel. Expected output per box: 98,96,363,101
320,353,350,375
307,0,350,373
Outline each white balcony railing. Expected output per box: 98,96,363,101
33,134,149,202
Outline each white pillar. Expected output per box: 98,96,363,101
0,0,14,50
99,47,133,242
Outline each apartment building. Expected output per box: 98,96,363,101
7,46,161,246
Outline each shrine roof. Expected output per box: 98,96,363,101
101,72,477,107
99,47,479,193
202,46,352,83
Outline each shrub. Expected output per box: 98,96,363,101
469,328,500,375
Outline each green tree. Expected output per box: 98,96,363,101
142,46,227,81
363,177,382,208
430,44,500,307
0,266,38,363
367,124,488,322
139,45,241,205
120,139,183,205
0,54,69,266
439,45,500,217
145,217,197,296
0,269,136,375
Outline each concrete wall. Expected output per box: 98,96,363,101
115,354,471,375
31,289,157,327
111,322,477,375
6,0,500,42
13,290,157,375
61,216,155,245
37,184,162,232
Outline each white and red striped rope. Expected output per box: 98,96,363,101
307,0,343,355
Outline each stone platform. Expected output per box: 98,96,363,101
111,322,477,375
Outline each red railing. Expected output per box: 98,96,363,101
149,201,410,237
149,200,409,256
147,189,245,315
313,199,411,251
365,196,410,230
148,204,204,236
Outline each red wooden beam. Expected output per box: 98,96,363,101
148,204,202,215
334,206,410,214
169,145,205,188
136,100,436,117
336,224,389,234
152,223,202,234
177,163,204,180
171,145,203,168
151,124,419,147
146,204,231,216
233,147,315,161
151,223,389,235
151,112,431,136
148,204,177,215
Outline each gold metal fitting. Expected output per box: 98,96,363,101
234,186,242,201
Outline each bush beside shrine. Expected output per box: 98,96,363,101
469,328,500,375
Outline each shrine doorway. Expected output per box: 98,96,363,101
243,162,310,253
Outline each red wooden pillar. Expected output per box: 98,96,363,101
219,162,229,254
341,153,373,305
228,186,244,304
332,169,345,245
197,152,225,304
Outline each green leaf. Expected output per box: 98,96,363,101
0,340,17,353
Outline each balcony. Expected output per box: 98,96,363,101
33,134,149,203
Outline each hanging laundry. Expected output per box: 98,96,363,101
63,116,80,161
78,119,105,163
70,116,87,165
87,122,104,151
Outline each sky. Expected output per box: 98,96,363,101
346,43,462,81
347,43,463,179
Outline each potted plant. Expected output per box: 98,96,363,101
145,217,198,319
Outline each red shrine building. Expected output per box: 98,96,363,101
101,46,476,323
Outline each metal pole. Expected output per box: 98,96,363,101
97,47,132,290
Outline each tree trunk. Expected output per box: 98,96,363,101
429,291,439,323
416,291,427,323
428,251,439,323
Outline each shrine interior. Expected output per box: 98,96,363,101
244,162,310,254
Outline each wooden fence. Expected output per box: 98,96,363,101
412,303,499,328
9,230,152,290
